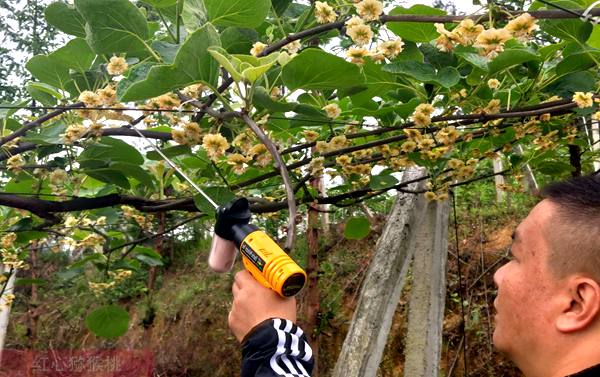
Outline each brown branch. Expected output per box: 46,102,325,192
240,112,297,251
110,214,204,255
0,102,84,147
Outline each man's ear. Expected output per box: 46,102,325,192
556,277,600,333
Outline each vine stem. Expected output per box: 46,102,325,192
240,112,297,251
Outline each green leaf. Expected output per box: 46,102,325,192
273,0,293,16
387,5,446,42
50,38,95,73
26,82,59,106
84,168,131,189
151,41,179,64
44,2,86,38
282,49,365,90
383,61,460,88
543,71,596,98
193,187,236,215
588,25,600,49
220,27,258,54
146,145,191,160
74,0,151,56
110,162,154,187
536,160,573,175
205,0,270,28
23,120,66,145
555,50,600,75
120,23,221,101
207,46,244,81
454,46,489,71
133,246,163,266
488,48,540,74
25,55,71,90
540,19,592,43
344,216,371,240
181,0,208,32
85,305,130,338
143,0,177,8
79,137,144,165
370,175,399,190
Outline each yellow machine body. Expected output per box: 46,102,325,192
239,230,307,297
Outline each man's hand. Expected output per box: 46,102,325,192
229,270,297,343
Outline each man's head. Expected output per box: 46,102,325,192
493,174,600,377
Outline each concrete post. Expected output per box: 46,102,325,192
0,266,17,361
331,168,426,377
403,199,450,377
492,157,505,203
513,145,538,193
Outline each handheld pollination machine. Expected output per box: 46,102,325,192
132,127,307,297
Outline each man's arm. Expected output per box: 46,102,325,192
242,318,313,377
229,270,314,377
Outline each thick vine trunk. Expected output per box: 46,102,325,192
303,176,322,375
569,144,582,177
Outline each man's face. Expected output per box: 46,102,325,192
492,200,563,359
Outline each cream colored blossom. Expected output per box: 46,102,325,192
155,93,180,109
227,153,250,175
336,155,352,166
232,132,254,154
415,103,434,116
323,103,341,119
484,99,501,114
49,169,68,186
303,130,319,142
6,155,24,172
329,135,347,150
355,0,383,22
283,40,301,54
347,46,369,64
475,28,512,58
345,15,364,29
182,83,204,98
250,42,267,57
315,1,337,24
417,137,435,151
454,19,484,45
573,92,594,108
97,85,117,105
106,56,128,75
505,13,538,42
376,39,404,59
78,91,102,107
63,124,87,144
400,140,417,153
487,79,500,90
0,233,16,249
346,24,373,46
309,157,325,176
202,133,229,161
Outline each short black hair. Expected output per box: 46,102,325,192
541,174,600,217
540,174,600,279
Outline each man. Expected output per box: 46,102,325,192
230,174,600,377
493,174,600,377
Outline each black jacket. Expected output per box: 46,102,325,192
241,318,314,377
